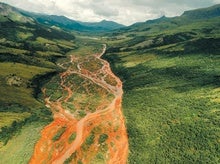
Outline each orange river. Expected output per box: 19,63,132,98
29,44,128,164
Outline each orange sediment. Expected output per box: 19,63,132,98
29,44,128,164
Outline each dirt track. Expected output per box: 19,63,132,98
29,44,128,163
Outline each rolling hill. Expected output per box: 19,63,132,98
103,4,220,163
0,2,77,163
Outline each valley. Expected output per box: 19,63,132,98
0,2,220,164
29,44,128,163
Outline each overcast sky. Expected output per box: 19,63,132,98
0,0,220,25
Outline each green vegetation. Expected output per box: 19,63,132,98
0,112,30,128
104,6,220,163
0,122,45,164
98,134,108,144
91,153,105,164
64,152,77,164
68,132,77,144
0,2,76,161
81,57,103,72
61,72,113,117
67,39,102,57
1,2,220,163
44,75,63,101
85,132,95,146
52,126,66,141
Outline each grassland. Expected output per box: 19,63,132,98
0,112,30,128
0,122,45,164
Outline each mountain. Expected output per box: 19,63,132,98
19,11,125,32
21,13,86,31
0,2,125,32
182,4,220,19
78,19,125,31
115,4,220,35
103,4,220,163
0,2,33,23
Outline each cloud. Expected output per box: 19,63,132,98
90,2,119,17
0,0,219,25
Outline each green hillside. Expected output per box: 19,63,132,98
0,2,77,162
103,4,220,163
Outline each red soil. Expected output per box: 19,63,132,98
29,44,128,163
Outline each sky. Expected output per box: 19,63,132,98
0,0,220,25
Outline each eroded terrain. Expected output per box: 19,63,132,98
29,45,128,164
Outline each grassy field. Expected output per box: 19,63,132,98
0,112,30,128
0,122,46,164
0,62,53,107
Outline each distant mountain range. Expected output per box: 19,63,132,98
1,2,220,33
0,2,125,32
21,12,125,32
114,4,220,34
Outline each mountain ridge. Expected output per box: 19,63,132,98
112,4,220,35
182,4,220,19
0,2,125,32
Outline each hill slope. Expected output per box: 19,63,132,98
182,4,220,19
0,2,77,163
104,4,220,163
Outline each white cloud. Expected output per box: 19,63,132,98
0,0,219,25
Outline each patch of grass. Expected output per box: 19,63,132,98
0,112,30,128
0,62,53,79
98,134,108,144
67,39,103,57
83,132,95,148
81,57,103,72
64,152,77,164
52,126,66,141
62,102,76,113
91,153,105,164
78,110,87,119
68,132,77,144
0,62,53,109
0,122,45,164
